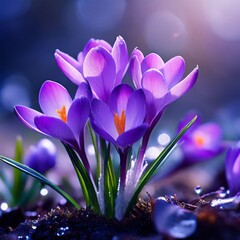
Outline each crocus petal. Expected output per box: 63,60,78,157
109,84,133,115
112,36,129,85
75,82,93,100
162,56,185,88
35,116,78,149
142,69,168,98
90,118,117,145
14,105,43,132
39,81,72,117
54,51,86,85
164,66,199,106
141,53,164,73
117,125,147,148
125,89,146,130
83,47,116,103
226,144,240,195
67,97,90,143
91,99,118,139
81,38,112,58
129,55,142,89
55,49,81,70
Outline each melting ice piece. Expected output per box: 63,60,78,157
153,199,197,238
211,192,240,209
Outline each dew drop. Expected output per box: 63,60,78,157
56,226,69,236
194,185,203,195
153,199,197,238
18,236,31,240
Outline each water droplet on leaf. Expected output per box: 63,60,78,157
56,226,69,236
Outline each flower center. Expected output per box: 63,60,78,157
195,135,205,146
114,110,126,135
56,105,67,123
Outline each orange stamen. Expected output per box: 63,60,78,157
195,135,205,146
114,110,126,135
56,105,67,123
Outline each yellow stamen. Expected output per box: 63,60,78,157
56,105,67,123
114,110,126,135
195,135,204,146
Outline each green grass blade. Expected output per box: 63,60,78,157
0,155,80,209
63,144,100,213
12,136,25,203
125,116,197,216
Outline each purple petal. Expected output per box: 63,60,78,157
14,105,43,132
226,144,240,195
90,118,117,145
67,98,90,142
35,116,78,149
162,56,185,88
131,48,144,63
142,69,168,98
164,66,199,106
39,81,72,117
55,51,86,85
91,99,118,139
109,84,133,115
117,125,147,148
82,38,112,58
125,89,146,130
83,47,116,103
112,36,129,85
75,82,93,100
141,53,164,73
129,55,142,89
55,49,81,70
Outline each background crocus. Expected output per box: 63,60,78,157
225,142,240,196
55,36,129,103
25,138,57,174
177,112,224,163
14,80,91,174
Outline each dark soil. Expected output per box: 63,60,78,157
1,196,240,239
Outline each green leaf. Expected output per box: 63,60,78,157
0,155,80,209
12,136,27,205
63,144,100,214
125,115,197,216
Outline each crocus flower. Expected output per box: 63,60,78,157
177,112,224,163
14,80,91,173
225,142,240,196
130,49,199,128
55,36,129,103
90,83,147,150
25,138,57,174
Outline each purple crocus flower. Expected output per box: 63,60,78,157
130,50,199,169
130,49,199,127
14,80,91,173
25,138,57,174
225,142,240,196
177,112,224,163
55,36,129,103
90,83,147,150
90,83,147,198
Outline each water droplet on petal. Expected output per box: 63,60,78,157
153,199,197,239
194,185,203,195
18,236,31,240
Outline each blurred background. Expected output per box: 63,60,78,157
1,0,240,196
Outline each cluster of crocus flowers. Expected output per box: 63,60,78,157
14,36,199,219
